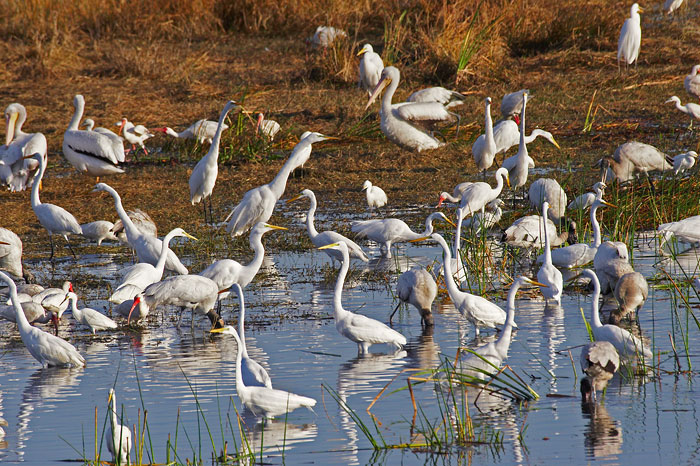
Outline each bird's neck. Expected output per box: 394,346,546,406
268,145,309,199
495,283,518,356
68,100,84,131
166,127,182,138
590,281,603,328
237,296,249,359
438,236,461,298
242,233,266,287
542,212,552,264
10,287,32,334
333,248,350,319
305,198,319,238
205,106,232,166
381,79,399,116
155,232,176,277
107,188,139,240
29,157,45,208
70,298,82,320
591,205,602,247
485,103,496,149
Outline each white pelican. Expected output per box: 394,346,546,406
684,65,700,101
94,183,189,274
79,220,118,245
472,97,497,172
593,241,633,295
458,167,509,217
255,113,280,141
610,271,648,325
110,228,197,304
665,96,700,124
318,241,406,353
189,100,239,224
667,151,698,175
287,190,368,264
503,92,533,191
407,87,465,108
580,341,619,403
0,103,47,192
0,271,84,367
351,211,453,258
26,153,82,259
583,269,652,361
390,267,437,327
357,44,384,95
500,89,528,123
117,118,153,155
365,66,458,152
81,119,125,162
437,181,472,206
310,26,346,48
224,132,335,236
414,233,507,336
362,180,387,214
107,389,132,465
503,215,576,249
458,276,544,380
598,141,672,183
538,197,614,269
537,202,563,306
528,178,567,224
462,198,504,234
664,0,684,14
568,181,606,211
200,222,287,298
210,325,316,418
62,292,117,334
226,283,272,388
62,95,125,178
617,3,642,71
0,228,23,278
152,118,228,144
142,275,221,327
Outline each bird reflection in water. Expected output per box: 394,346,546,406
581,402,623,460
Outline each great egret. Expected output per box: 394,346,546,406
538,197,615,269
462,198,504,234
658,214,700,248
580,341,619,403
598,141,672,183
407,87,465,108
200,222,287,298
583,269,652,361
142,274,222,327
80,221,118,245
0,229,23,278
224,283,272,388
458,276,544,380
25,153,82,259
93,183,189,274
500,89,528,124
390,267,437,326
357,44,384,95
610,272,648,325
458,167,509,218
152,118,228,145
593,241,634,294
189,100,239,224
568,181,606,211
684,65,700,101
0,103,47,192
362,180,387,214
310,26,347,48
110,228,197,304
287,190,368,264
225,132,335,236
472,97,497,172
255,113,280,141
364,66,459,152
318,241,406,353
617,3,642,71
664,0,684,14
351,211,453,258
62,292,118,334
503,92,533,191
62,95,125,178
666,151,698,175
665,96,700,125
117,118,153,155
529,178,567,224
503,215,576,249
537,202,563,306
413,233,507,336
211,325,316,418
107,389,132,465
0,271,84,367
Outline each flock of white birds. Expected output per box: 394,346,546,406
0,2,698,461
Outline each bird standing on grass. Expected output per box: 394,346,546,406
362,180,387,215
617,3,642,72
357,44,384,95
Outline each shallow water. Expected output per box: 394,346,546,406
1,229,699,465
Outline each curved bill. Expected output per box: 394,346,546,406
365,75,391,111
5,111,18,146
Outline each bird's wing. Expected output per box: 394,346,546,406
34,204,82,235
241,358,272,388
226,187,268,236
341,312,406,345
492,120,519,152
245,387,316,416
26,327,85,366
83,308,118,329
395,102,453,126
64,130,120,164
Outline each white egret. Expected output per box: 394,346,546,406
25,153,82,259
141,275,221,327
500,89,528,123
111,208,158,243
598,141,672,183
539,197,615,269
503,215,576,249
110,228,197,304
0,229,23,278
255,113,280,141
62,292,118,334
458,276,544,380
462,198,504,234
610,272,648,325
390,267,437,327
437,181,472,206
351,211,453,258
485,119,560,155
211,325,316,418
152,118,228,145
414,233,507,336
472,97,497,172
617,3,642,71
665,96,700,124
684,65,700,101
200,223,287,298
107,389,132,465
537,202,563,306
94,183,189,274
226,283,272,388
310,26,347,48
364,66,459,152
664,0,684,14
593,241,634,294
529,178,567,224
568,181,606,211
458,167,510,218
117,118,153,155
62,95,125,178
583,269,652,360
80,221,118,245
407,87,465,108
225,132,335,236
580,341,619,403
287,190,368,264
189,100,239,224
318,241,406,353
503,92,533,191
357,44,384,95
362,180,387,214
658,214,700,248
666,151,698,175
445,207,467,287
0,103,47,192
0,271,84,367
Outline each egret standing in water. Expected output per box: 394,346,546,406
537,202,563,306
107,389,132,465
62,292,118,334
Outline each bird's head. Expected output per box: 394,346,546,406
362,180,372,191
365,67,397,111
116,117,127,135
665,96,680,105
60,291,78,307
300,132,337,144
127,295,142,325
436,192,449,208
171,228,198,241
485,96,492,105
286,189,313,204
357,44,373,57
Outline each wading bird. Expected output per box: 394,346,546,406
0,103,47,192
537,202,563,306
610,271,648,324
255,113,280,141
437,181,473,206
503,92,534,191
62,292,118,334
407,87,465,107
390,267,437,327
684,65,700,101
362,180,387,214
529,178,567,225
80,220,118,246
152,118,228,145
458,167,510,218
598,141,672,183
484,119,560,157
503,215,576,249
107,389,132,465
117,118,153,155
568,182,606,211
665,96,700,127
580,341,619,403
142,275,222,328
617,3,642,72
472,97,497,173
666,151,698,175
357,44,384,95
593,241,634,294
500,89,528,124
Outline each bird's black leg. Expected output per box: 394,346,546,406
48,234,55,261
389,301,402,324
65,235,77,259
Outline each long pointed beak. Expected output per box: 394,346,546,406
118,119,126,136
0,241,9,245
601,200,617,208
551,137,561,150
439,213,457,228
505,174,511,188
51,313,59,336
183,232,198,241
5,112,18,146
318,242,340,250
525,278,548,288
286,193,304,204
409,236,431,243
263,223,287,231
127,297,140,324
365,76,390,111
210,327,226,333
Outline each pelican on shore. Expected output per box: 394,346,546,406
0,103,47,192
